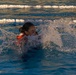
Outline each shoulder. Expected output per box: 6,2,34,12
17,33,25,40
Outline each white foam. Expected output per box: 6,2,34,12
0,5,76,9
34,5,42,9
43,5,52,8
0,18,76,24
73,20,76,23
0,19,24,24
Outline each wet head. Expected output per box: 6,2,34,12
20,22,37,36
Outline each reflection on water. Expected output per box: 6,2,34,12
0,5,76,19
0,0,76,19
0,0,76,74
0,0,76,5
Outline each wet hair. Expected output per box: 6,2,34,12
19,22,34,33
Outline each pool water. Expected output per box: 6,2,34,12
0,0,76,75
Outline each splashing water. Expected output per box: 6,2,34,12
0,28,18,54
40,22,63,48
0,18,76,55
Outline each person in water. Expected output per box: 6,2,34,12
16,22,38,47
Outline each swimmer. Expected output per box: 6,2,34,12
16,22,38,47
